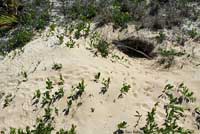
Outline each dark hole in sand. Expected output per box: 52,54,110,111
112,37,155,59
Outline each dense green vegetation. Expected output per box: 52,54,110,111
0,0,51,54
0,0,199,55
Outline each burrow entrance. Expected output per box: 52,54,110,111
112,37,156,59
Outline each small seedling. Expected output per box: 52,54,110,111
21,71,28,82
72,80,86,100
89,32,109,58
74,19,91,39
57,124,76,134
156,31,166,43
95,39,110,58
41,91,52,108
178,83,196,103
50,23,56,33
52,87,64,103
64,80,86,116
94,72,101,82
118,83,131,98
157,56,175,69
63,100,72,116
55,107,59,116
66,36,76,48
188,28,198,38
52,63,62,71
46,78,53,90
58,74,65,85
100,77,111,94
32,89,41,105
43,107,53,123
57,35,64,45
113,121,128,134
3,94,15,108
65,24,75,35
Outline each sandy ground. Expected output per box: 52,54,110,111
0,25,200,133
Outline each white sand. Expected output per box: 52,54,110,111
0,25,200,133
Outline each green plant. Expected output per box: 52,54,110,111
141,84,195,134
156,31,166,43
57,35,64,45
111,54,128,63
100,77,111,94
63,99,72,116
52,63,62,71
0,0,51,54
118,83,131,98
43,107,53,123
70,80,86,100
58,74,64,85
6,75,79,133
55,107,59,116
141,102,159,134
46,78,53,90
96,39,110,58
21,71,28,82
65,24,75,36
35,11,50,30
32,77,66,108
94,72,101,82
64,80,86,116
66,0,97,21
32,89,41,105
52,87,64,103
178,83,196,103
56,125,76,134
32,118,54,134
188,28,198,38
0,15,18,26
50,23,56,32
158,48,185,57
41,91,52,108
66,36,76,48
89,32,110,58
8,28,33,51
157,48,185,69
113,121,128,134
111,4,132,29
74,19,91,39
3,93,15,108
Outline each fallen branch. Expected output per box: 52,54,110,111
113,41,153,60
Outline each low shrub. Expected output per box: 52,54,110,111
0,0,51,54
6,28,33,52
141,84,195,134
90,32,110,58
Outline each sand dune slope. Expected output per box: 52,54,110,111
0,28,200,133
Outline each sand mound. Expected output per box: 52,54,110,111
0,25,200,133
